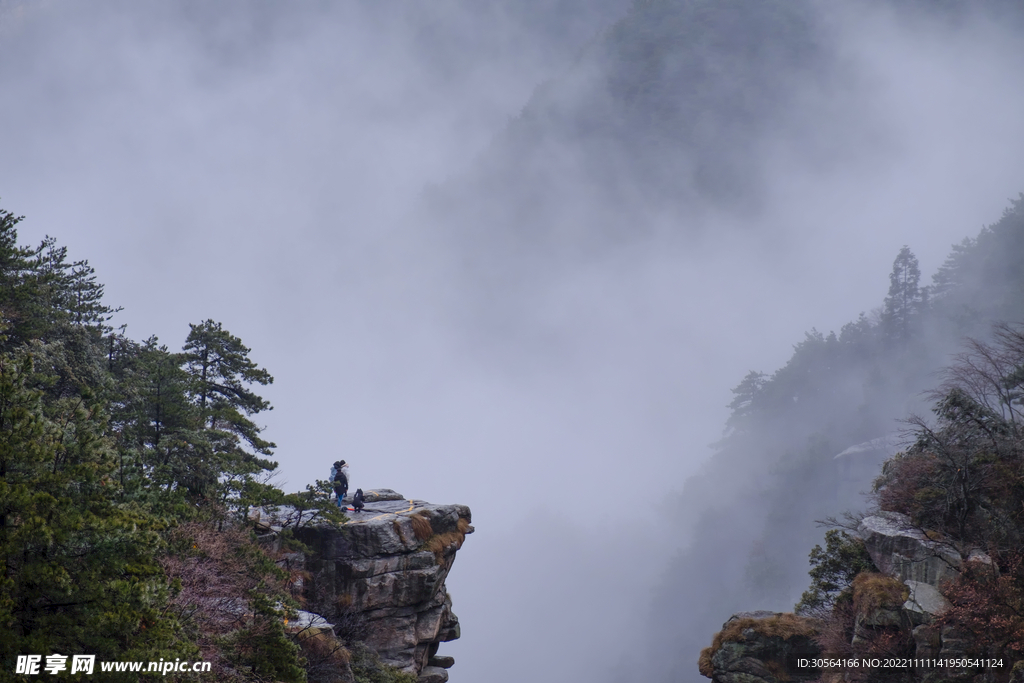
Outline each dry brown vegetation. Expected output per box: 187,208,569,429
698,647,715,678
852,573,908,615
939,554,1024,658
716,613,820,647
815,600,857,660
297,626,350,664
814,574,915,682
410,513,433,541
700,614,817,680
295,625,352,683
702,613,819,666
161,521,269,637
158,519,301,680
763,658,791,682
425,530,466,564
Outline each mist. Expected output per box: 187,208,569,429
2,1,1024,681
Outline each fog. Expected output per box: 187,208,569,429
2,1,1024,681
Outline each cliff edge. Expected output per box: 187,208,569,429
252,489,473,683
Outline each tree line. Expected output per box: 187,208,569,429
0,206,340,681
646,195,1024,681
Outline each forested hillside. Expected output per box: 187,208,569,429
0,207,345,680
789,319,1024,674
633,197,1024,680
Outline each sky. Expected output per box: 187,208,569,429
2,1,1024,681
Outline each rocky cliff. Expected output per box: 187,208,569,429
698,512,1010,683
252,489,473,683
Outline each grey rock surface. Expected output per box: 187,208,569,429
708,613,821,683
857,513,962,587
854,513,987,662
417,666,449,683
913,624,941,660
252,494,470,679
903,580,951,621
428,655,455,668
361,488,408,503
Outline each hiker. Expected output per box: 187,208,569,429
331,460,349,507
330,459,347,482
352,488,365,513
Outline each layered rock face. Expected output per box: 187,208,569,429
254,490,472,683
856,514,963,595
855,512,987,667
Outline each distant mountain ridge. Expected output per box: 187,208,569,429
429,0,1024,262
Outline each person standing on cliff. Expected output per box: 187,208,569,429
331,460,349,507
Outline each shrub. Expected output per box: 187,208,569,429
851,573,908,616
349,643,417,683
939,554,1024,658
795,530,877,615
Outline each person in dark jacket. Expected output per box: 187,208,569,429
330,460,347,482
351,488,365,513
332,460,348,507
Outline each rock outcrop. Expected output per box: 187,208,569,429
856,514,964,590
856,513,994,625
253,490,473,683
699,612,821,683
852,512,995,668
699,512,1001,682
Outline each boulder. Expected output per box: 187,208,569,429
857,513,962,588
903,580,951,622
428,655,455,668
701,612,821,683
287,609,335,634
417,666,449,683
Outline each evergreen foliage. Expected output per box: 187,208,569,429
796,321,1024,664
0,350,183,669
659,193,1024,679
348,643,417,683
0,205,312,680
881,246,923,343
794,530,876,615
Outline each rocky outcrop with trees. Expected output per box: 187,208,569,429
0,209,473,683
701,324,1024,683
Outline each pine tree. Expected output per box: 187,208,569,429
724,370,766,434
110,336,208,501
34,236,120,331
181,320,277,506
0,351,185,668
0,206,308,677
0,208,44,349
882,245,923,342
